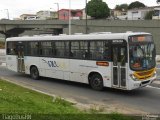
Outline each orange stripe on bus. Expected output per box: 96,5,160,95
96,61,109,66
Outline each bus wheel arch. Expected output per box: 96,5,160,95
30,65,39,80
88,72,104,91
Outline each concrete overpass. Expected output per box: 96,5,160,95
0,20,69,38
1,19,160,54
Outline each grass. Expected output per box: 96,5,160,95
0,79,136,120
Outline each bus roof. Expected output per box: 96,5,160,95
6,32,151,42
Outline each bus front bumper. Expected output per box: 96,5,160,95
130,76,157,90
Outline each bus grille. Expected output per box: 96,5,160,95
133,68,155,80
136,70,153,76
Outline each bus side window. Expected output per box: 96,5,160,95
80,41,88,59
64,42,70,57
28,42,39,56
90,41,104,60
55,42,63,57
52,42,56,56
70,51,73,57
70,41,89,59
84,50,89,59
70,41,79,58
54,41,69,58
40,42,52,57
103,42,111,61
7,42,17,55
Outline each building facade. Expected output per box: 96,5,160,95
20,14,38,20
37,11,58,20
58,9,82,20
152,7,160,20
127,6,160,20
81,8,92,19
110,9,127,20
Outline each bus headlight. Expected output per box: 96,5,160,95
152,71,156,77
130,74,138,81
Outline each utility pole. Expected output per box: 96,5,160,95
85,0,88,34
54,3,59,19
69,0,71,35
3,9,9,19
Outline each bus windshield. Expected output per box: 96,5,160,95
129,35,156,71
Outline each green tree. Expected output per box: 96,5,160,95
128,1,146,9
86,0,110,19
145,11,154,20
115,4,128,11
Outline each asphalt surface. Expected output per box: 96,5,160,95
0,66,160,114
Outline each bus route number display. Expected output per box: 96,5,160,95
129,35,152,43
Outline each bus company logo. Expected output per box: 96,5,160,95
42,59,59,68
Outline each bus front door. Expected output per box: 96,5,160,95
17,44,25,73
112,46,126,89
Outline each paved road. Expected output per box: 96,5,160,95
0,66,160,114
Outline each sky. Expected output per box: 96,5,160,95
0,0,158,19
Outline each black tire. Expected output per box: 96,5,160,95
89,74,104,91
30,66,39,80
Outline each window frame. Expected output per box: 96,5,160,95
6,39,121,62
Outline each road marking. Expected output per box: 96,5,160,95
147,85,160,90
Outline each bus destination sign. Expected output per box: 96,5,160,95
129,35,152,43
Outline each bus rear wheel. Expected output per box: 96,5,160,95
89,74,104,91
30,66,39,80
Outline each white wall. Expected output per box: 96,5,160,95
127,9,151,20
128,11,141,20
37,11,51,20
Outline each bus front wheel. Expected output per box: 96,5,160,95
89,74,104,91
30,66,39,80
